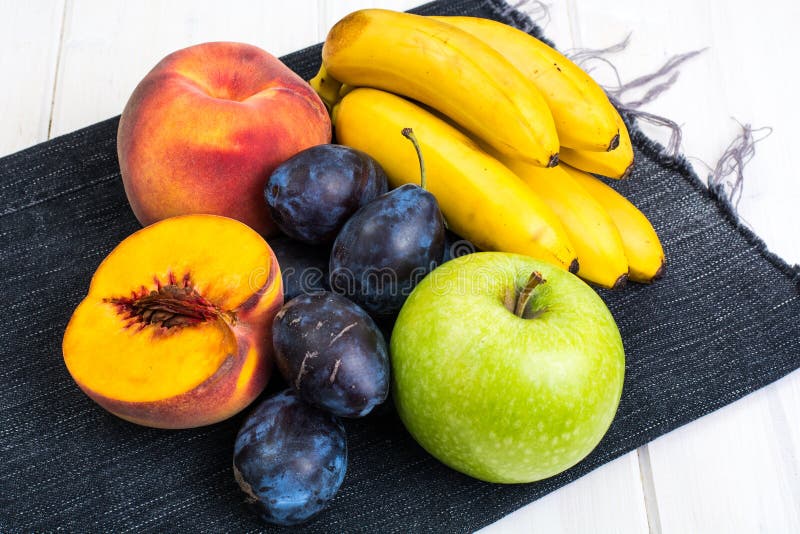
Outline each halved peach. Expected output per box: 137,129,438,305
62,215,283,429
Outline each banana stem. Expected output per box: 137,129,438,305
308,64,342,114
401,127,426,190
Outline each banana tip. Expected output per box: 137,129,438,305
620,160,635,179
612,273,629,291
547,153,560,168
634,260,666,284
568,258,579,274
653,260,666,281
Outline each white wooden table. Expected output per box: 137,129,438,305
2,1,798,532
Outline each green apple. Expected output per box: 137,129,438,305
390,252,624,483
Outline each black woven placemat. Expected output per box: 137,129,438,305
2,1,799,532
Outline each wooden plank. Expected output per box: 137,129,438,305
649,382,800,533
49,0,323,136
0,0,65,156
318,0,420,30
572,1,800,532
479,453,650,533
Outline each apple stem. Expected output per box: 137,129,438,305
514,271,545,318
402,127,427,190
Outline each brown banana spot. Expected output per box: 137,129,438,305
607,131,621,151
323,10,369,63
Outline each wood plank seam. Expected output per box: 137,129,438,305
46,0,69,141
564,0,583,48
765,389,800,518
636,445,663,533
316,0,324,41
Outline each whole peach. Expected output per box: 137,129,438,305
117,42,331,236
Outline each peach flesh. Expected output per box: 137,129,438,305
62,215,283,429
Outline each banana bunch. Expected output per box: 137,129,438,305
335,88,578,271
312,9,664,288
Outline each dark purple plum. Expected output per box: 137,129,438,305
265,144,388,244
329,129,445,316
233,389,347,527
272,292,389,417
329,185,445,316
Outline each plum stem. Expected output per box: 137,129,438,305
514,271,546,318
401,127,427,190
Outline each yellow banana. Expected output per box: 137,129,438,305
308,64,342,113
431,15,618,153
502,160,629,289
334,87,577,271
561,164,665,283
559,112,635,179
322,9,559,167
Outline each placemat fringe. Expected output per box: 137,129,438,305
498,4,800,288
708,122,773,210
481,0,553,44
628,121,800,288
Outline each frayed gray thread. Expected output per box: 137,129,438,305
494,0,550,32
519,0,551,29
570,40,773,213
501,0,796,280
708,122,773,210
566,36,705,159
607,49,706,106
565,33,632,68
496,0,774,214
619,106,683,158
620,70,680,109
